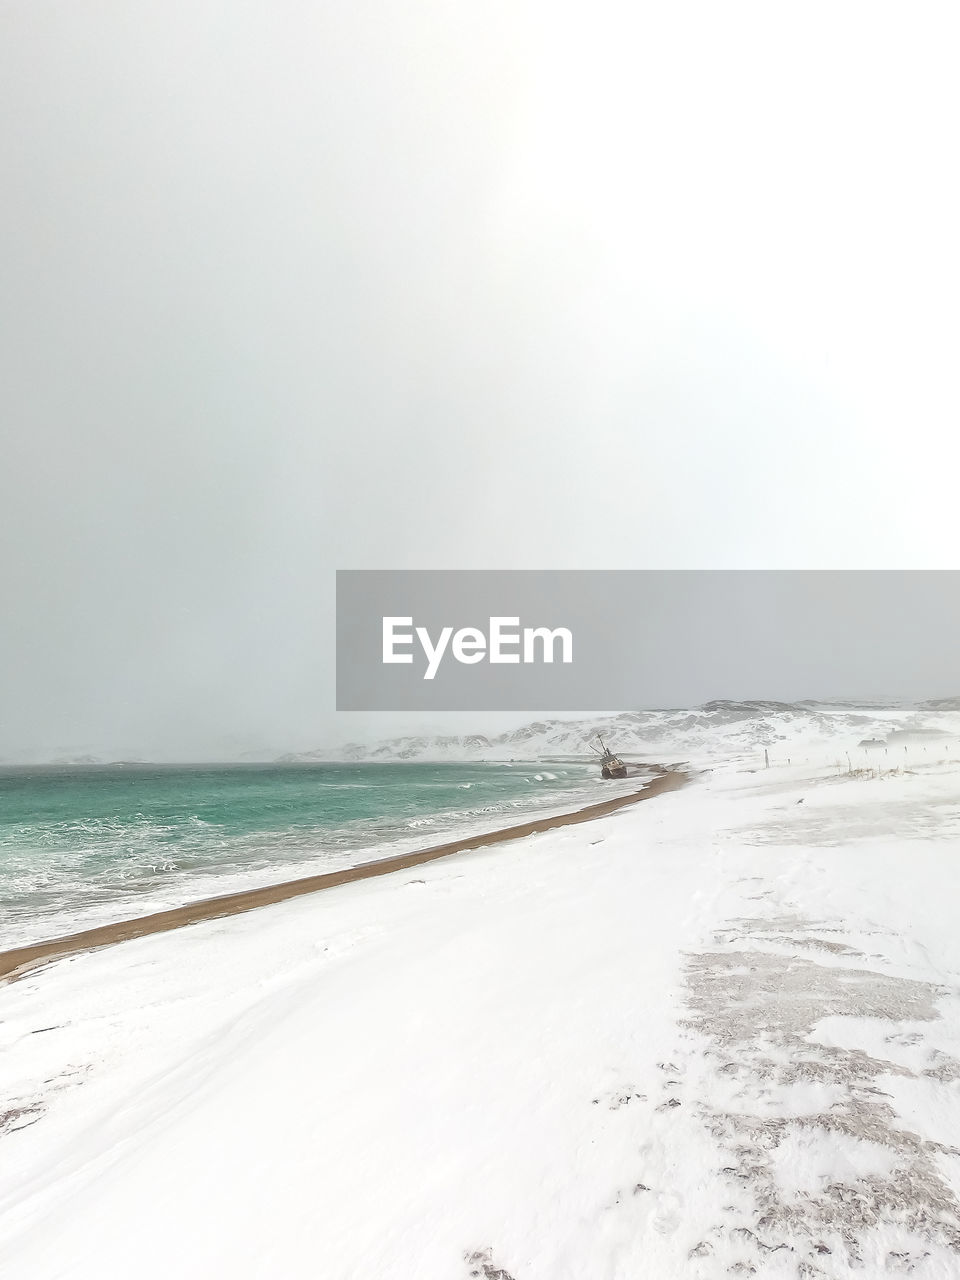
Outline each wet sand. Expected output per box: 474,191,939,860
0,767,686,983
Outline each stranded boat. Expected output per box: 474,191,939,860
593,735,627,779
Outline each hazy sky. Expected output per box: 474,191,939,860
2,1,958,759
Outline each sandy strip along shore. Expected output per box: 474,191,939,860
0,767,687,982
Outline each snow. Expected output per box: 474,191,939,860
295,697,960,765
3,717,960,1277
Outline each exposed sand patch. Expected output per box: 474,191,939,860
681,915,960,1273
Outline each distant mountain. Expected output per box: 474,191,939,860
284,698,960,765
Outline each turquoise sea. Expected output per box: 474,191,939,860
0,761,611,948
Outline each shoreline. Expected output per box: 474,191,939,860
0,767,687,983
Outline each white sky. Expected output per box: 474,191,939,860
1,0,958,758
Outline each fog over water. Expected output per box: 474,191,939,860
2,1,958,760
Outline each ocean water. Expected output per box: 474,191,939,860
0,760,615,948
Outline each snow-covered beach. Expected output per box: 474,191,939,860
5,0,959,1273
3,709,960,1278
0,769,681,984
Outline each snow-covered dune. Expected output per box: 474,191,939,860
3,712,960,1277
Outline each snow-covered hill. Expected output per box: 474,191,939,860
287,698,960,765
